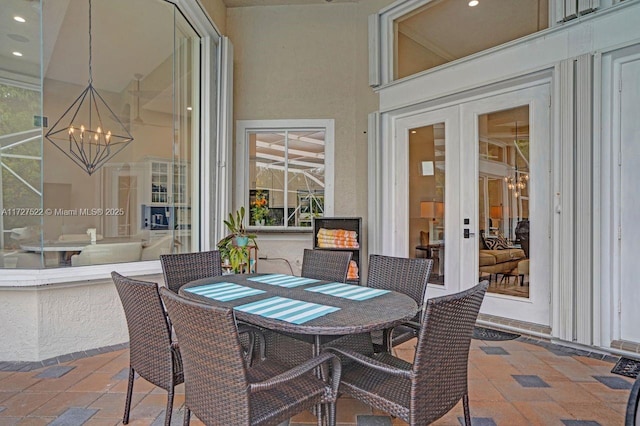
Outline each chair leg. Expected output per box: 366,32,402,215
328,402,336,426
383,328,393,353
462,393,471,426
183,407,191,426
164,388,175,426
123,367,135,424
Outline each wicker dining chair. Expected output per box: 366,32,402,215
159,288,341,426
160,250,222,293
326,281,489,426
300,248,352,282
625,374,640,425
259,249,353,367
367,254,433,351
111,272,184,426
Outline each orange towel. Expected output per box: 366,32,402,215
316,236,359,248
317,228,357,240
347,260,359,280
317,240,360,249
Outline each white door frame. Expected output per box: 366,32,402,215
460,84,552,326
393,106,461,297
602,45,640,346
381,78,553,326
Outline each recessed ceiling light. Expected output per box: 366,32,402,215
411,130,417,134
186,106,193,111
12,51,23,57
468,0,479,6
14,16,26,23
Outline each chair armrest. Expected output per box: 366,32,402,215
324,346,412,379
401,320,421,331
249,351,341,396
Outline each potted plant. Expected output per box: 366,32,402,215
251,191,271,226
217,207,257,273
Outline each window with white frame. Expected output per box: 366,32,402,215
236,120,334,230
0,0,218,271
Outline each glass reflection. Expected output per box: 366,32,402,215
409,124,445,285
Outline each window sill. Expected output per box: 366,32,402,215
0,260,162,288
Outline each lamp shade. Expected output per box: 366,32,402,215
490,205,503,219
420,201,444,219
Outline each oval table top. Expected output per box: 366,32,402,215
179,273,418,336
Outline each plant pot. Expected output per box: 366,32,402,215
235,235,249,247
256,219,265,226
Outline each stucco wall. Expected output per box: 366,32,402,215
200,0,227,35
227,0,394,269
0,273,163,362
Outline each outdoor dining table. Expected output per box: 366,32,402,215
179,273,418,356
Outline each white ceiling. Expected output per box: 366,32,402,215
1,0,176,95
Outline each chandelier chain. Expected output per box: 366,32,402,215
88,0,92,84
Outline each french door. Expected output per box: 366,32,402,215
394,83,551,327
460,84,551,326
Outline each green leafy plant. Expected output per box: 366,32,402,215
217,207,257,273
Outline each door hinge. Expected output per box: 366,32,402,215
619,298,622,314
618,226,622,240
619,78,622,93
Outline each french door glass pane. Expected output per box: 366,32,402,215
409,123,445,285
478,106,530,298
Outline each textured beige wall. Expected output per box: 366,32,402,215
200,0,227,34
227,1,394,263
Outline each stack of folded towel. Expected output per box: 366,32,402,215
316,228,359,248
347,260,359,280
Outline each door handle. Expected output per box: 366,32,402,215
464,229,476,239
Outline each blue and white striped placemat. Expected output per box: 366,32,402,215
184,282,266,302
305,283,389,301
247,274,320,288
234,296,340,324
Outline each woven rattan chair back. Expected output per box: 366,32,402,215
160,250,222,293
111,272,183,426
411,281,489,424
160,288,251,425
367,255,432,320
625,374,640,425
301,248,352,282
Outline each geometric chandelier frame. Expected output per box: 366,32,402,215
45,0,133,176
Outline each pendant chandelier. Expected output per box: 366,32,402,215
504,168,528,198
45,0,133,176
504,122,529,198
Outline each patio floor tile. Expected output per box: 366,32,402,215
0,337,632,425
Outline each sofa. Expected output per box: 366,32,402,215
479,230,526,279
71,242,143,266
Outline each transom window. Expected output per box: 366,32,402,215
395,0,549,80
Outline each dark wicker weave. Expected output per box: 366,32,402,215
367,255,433,351
261,249,353,366
626,375,640,425
160,251,223,293
180,274,417,373
111,272,184,426
326,281,489,426
301,249,352,283
159,288,341,426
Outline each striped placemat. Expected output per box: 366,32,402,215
247,274,320,288
234,296,340,324
305,282,389,301
184,282,266,301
